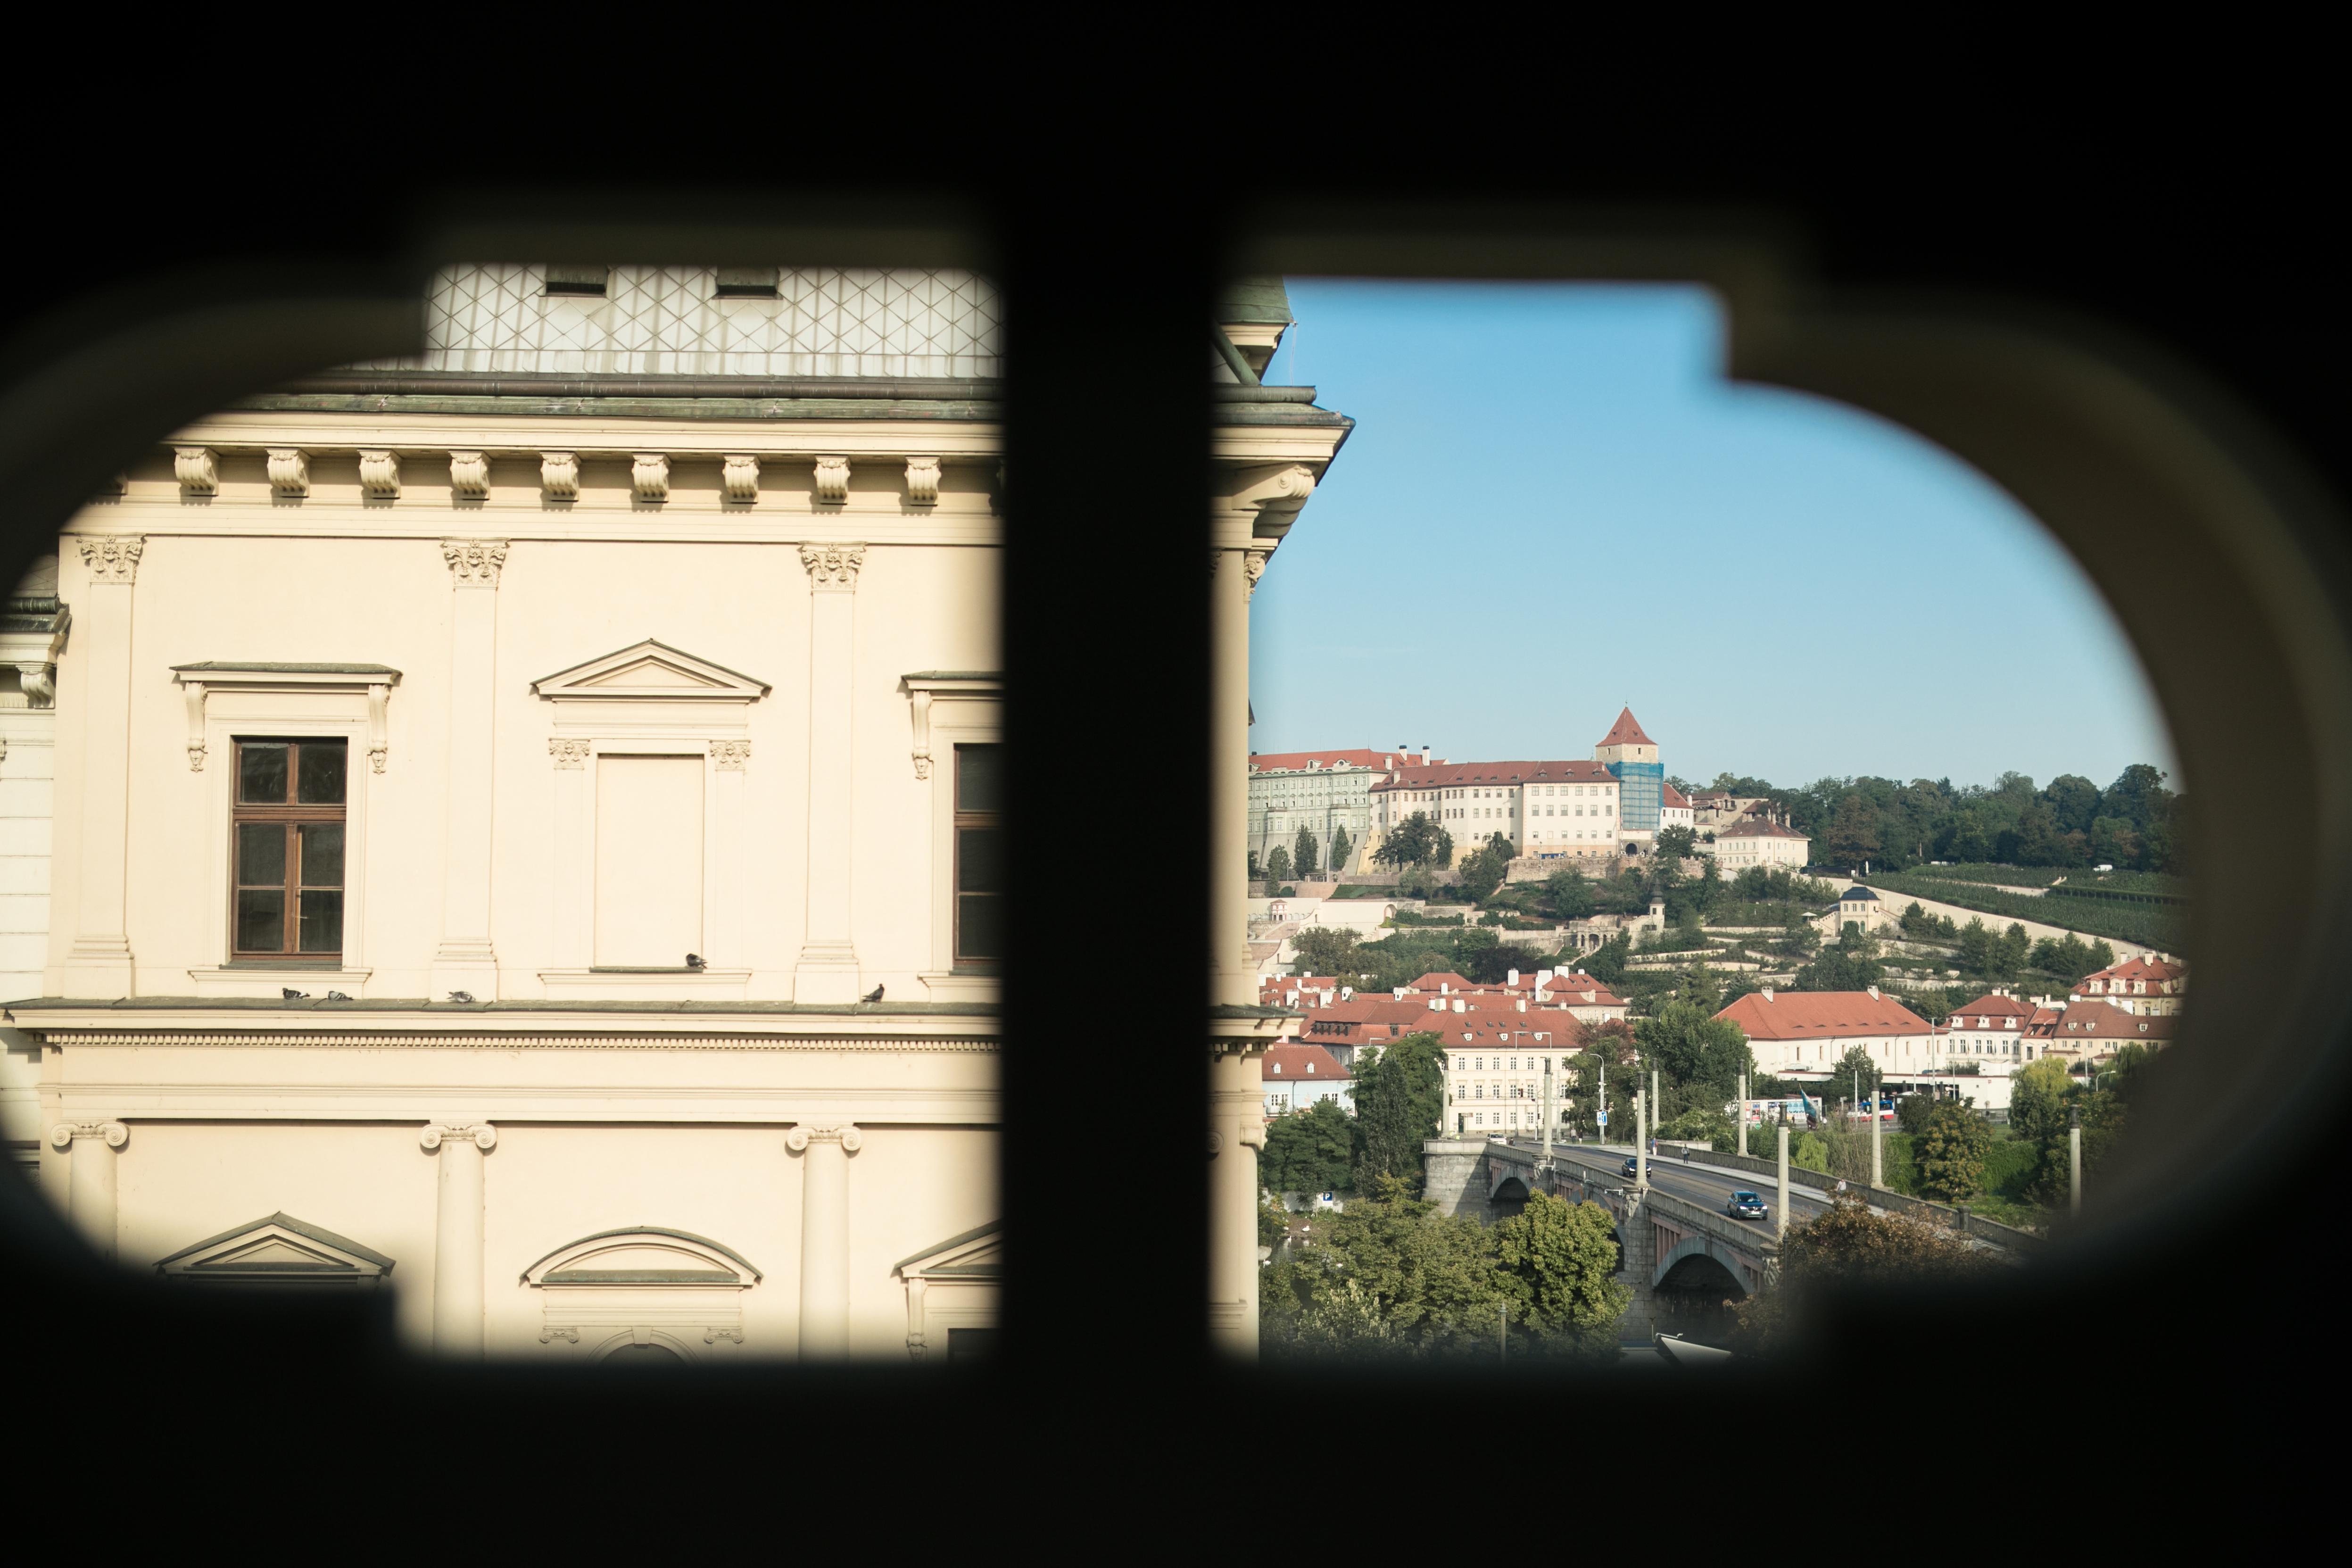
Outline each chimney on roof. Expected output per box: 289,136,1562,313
1868,985,1880,1001
1507,968,1520,986
1516,999,1526,1013
1452,998,1466,1013
1763,988,1774,1002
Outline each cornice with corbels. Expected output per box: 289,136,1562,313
143,444,965,508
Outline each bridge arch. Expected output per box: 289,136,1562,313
1653,1235,1754,1296
1491,1176,1531,1219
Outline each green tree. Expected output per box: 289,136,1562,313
1914,1100,1993,1200
1955,917,1994,975
1694,855,1724,917
1636,1000,1754,1101
1456,845,1507,904
1349,1033,1448,1191
1265,844,1292,887
1491,1194,1631,1347
1329,824,1353,874
1575,934,1631,985
1794,924,1884,992
1792,1132,1830,1172
1895,1093,1935,1135
1546,867,1594,920
1654,824,1698,862
1293,825,1321,880
1993,922,2030,981
1290,924,1362,979
1835,1043,1882,1104
1372,812,1442,869
1261,1100,1355,1196
1731,1196,1990,1357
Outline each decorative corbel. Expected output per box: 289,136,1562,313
174,446,217,494
903,456,941,506
540,452,579,502
448,451,491,499
182,680,207,771
16,663,55,708
632,453,670,502
813,456,851,505
722,454,760,503
266,448,309,497
358,449,401,499
1233,463,1317,516
908,687,934,780
367,683,391,773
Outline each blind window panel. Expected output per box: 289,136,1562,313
595,755,704,966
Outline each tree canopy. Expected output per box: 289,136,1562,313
1914,1100,1994,1200
1261,1100,1355,1197
1372,812,1450,870
1349,1033,1448,1192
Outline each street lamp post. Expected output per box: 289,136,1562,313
1776,1120,1790,1237
2069,1104,2082,1216
1635,1090,1647,1190
1738,1071,1748,1158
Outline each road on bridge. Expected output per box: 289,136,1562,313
1514,1140,1837,1228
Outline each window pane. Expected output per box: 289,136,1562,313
239,743,288,804
300,823,344,887
957,744,1003,813
237,822,286,887
298,742,348,805
298,890,344,953
235,889,285,952
957,893,1003,961
957,826,1002,893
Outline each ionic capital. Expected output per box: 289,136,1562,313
786,1123,862,1153
799,542,866,592
76,535,144,585
49,1121,127,1150
441,539,509,589
420,1121,497,1152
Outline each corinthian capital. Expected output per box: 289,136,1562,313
76,535,144,584
49,1121,128,1149
786,1123,862,1153
799,542,866,591
441,539,509,589
420,1122,497,1152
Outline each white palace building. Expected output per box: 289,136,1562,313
0,265,1344,1361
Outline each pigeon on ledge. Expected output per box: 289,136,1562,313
282,988,309,1000
326,991,351,1001
686,954,706,970
860,984,885,1004
447,991,476,1004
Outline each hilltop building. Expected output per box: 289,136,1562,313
1594,707,1664,840
1248,746,1428,877
1710,816,1812,872
1714,986,1938,1077
2069,953,2186,1016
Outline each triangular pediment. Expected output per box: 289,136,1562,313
532,640,771,703
894,1220,1004,1279
154,1212,395,1281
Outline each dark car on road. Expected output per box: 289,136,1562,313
1726,1190,1768,1221
1621,1156,1640,1178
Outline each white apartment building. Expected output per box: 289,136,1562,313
1248,746,1426,876
1710,817,1812,872
4,263,1347,1362
1713,986,1939,1076
1368,758,1622,863
1660,781,1693,835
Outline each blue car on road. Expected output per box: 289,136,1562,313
1726,1190,1768,1221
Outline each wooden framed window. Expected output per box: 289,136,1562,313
953,743,1003,966
232,738,347,959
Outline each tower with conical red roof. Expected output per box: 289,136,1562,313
1595,707,1664,836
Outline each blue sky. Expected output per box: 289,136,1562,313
1248,281,2178,794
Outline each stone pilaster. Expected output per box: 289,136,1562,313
793,544,864,1002
422,1121,496,1357
788,1121,861,1357
48,1119,127,1259
1209,548,1253,1009
1208,1043,1267,1357
60,536,143,996
432,540,506,996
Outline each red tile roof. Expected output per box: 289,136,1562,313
1947,993,2035,1022
1263,1044,1353,1081
1714,989,1934,1041
2070,954,2187,995
2052,1003,2177,1042
1405,971,1476,992
1717,820,1807,839
1371,760,1616,793
1597,707,1656,748
1662,781,1691,809
1249,748,1401,775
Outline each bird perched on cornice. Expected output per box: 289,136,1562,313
447,991,476,1004
326,990,351,1001
686,953,706,970
861,984,885,1004
282,988,308,1000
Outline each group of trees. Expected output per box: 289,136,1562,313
2007,1044,2148,1204
1255,822,1356,888
1729,1195,1991,1357
1260,1179,1627,1361
1896,902,2119,983
1688,765,2183,875
1371,811,1454,871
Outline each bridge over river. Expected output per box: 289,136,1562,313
1422,1137,2032,1340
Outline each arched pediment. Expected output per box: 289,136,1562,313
531,640,770,704
521,1227,761,1288
153,1212,394,1287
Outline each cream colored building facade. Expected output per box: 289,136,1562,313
4,265,1342,1361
